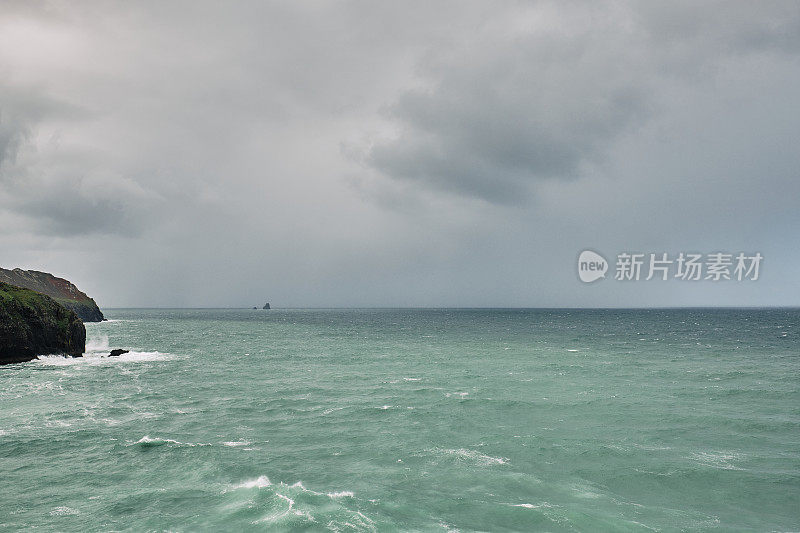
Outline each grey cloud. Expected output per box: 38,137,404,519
634,1,800,59
0,87,79,171
12,171,163,237
0,1,797,307
369,79,648,204
0,109,26,169
0,98,156,236
363,1,800,205
0,0,460,237
0,84,165,236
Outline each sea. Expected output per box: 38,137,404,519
0,308,798,531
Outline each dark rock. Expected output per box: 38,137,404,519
263,302,270,310
109,349,129,357
0,268,104,322
0,281,85,365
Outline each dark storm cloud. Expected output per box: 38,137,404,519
363,1,800,204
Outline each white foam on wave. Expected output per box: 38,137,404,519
85,334,110,352
230,476,356,501
36,332,173,366
276,493,294,506
136,435,182,445
226,475,367,528
235,475,272,489
131,435,211,447
49,506,79,516
36,350,173,366
44,420,72,428
252,492,296,524
222,440,251,447
110,350,171,361
508,502,553,509
33,354,82,366
70,333,173,363
327,491,354,499
434,448,509,466
690,450,745,470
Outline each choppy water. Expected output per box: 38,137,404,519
1,308,798,531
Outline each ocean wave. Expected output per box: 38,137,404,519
50,333,172,363
233,475,272,489
429,447,509,466
85,335,111,352
222,440,252,447
228,476,355,500
507,502,554,509
225,474,371,529
49,506,79,516
35,351,173,366
34,332,171,365
327,491,355,499
34,354,91,366
129,436,212,448
689,450,745,470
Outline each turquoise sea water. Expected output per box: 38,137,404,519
1,308,798,531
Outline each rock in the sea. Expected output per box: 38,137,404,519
108,349,129,357
263,302,270,310
0,281,86,365
0,268,104,322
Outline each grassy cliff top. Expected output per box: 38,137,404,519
0,282,69,330
0,268,104,322
0,268,95,303
0,281,86,363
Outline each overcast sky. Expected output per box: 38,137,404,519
1,1,798,307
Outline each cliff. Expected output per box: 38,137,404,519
0,281,86,364
0,268,104,322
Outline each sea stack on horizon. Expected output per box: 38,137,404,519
263,302,270,310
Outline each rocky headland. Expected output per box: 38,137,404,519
0,268,104,322
0,281,86,365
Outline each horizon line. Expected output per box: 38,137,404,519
98,305,800,310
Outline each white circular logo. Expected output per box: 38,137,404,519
578,250,608,283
